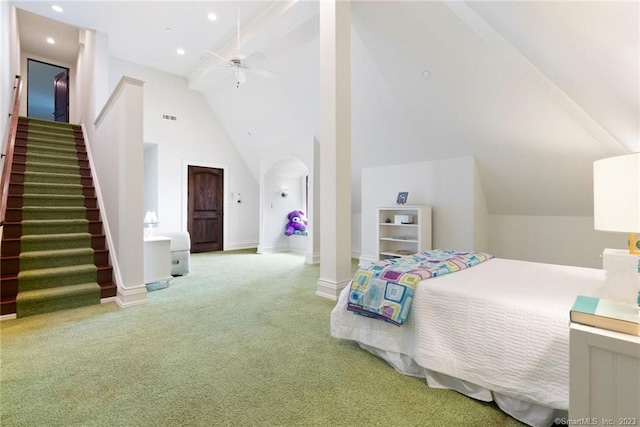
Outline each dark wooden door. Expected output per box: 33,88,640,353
188,166,224,253
53,70,69,122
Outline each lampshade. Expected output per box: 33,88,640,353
594,153,640,233
594,153,640,255
143,211,159,225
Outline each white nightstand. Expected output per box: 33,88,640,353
569,323,640,423
143,236,173,286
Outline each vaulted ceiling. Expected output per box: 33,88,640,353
12,0,639,215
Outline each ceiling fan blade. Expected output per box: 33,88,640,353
205,49,231,64
242,52,266,65
248,66,279,79
200,63,234,70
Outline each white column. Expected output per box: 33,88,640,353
316,0,352,300
306,138,321,264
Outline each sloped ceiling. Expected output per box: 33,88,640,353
468,1,638,153
12,0,639,217
201,0,638,215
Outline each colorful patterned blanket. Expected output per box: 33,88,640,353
347,249,494,326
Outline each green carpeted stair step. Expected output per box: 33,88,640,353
23,134,77,146
26,152,80,166
24,161,80,175
21,206,87,221
25,131,75,142
22,182,83,196
21,219,88,235
21,233,92,252
23,119,73,133
16,282,100,318
24,143,79,157
23,171,81,185
22,193,85,207
18,264,97,291
25,122,75,131
20,248,95,271
19,127,73,138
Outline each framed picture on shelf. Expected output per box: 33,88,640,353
396,192,409,205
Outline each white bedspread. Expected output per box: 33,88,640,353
331,258,607,413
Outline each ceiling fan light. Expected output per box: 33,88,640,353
236,68,247,84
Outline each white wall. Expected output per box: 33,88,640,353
489,215,625,268
76,29,109,128
0,2,11,154
109,57,259,250
143,143,159,215
0,5,20,160
360,156,480,262
359,156,622,269
472,161,490,252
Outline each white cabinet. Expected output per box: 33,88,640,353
569,323,640,424
376,205,432,260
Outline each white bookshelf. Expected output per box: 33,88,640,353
376,205,432,260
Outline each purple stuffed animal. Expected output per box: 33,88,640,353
285,210,308,236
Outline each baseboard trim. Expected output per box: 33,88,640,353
257,244,287,254
226,241,259,251
315,278,350,301
116,284,148,308
0,313,17,321
305,251,320,264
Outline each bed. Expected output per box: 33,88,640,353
330,253,608,427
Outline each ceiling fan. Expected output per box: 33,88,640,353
205,11,279,88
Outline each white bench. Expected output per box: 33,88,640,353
158,231,191,276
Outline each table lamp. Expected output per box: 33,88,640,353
594,152,640,309
143,211,159,237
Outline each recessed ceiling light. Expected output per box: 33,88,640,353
422,70,431,79
46,37,55,44
208,13,217,22
177,49,185,55
51,5,63,13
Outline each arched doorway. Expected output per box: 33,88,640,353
259,158,309,256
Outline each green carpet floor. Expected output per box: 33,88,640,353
0,250,524,426
15,117,100,317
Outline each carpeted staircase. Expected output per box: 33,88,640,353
0,117,116,317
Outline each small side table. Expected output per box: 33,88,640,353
569,323,640,423
143,236,173,286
